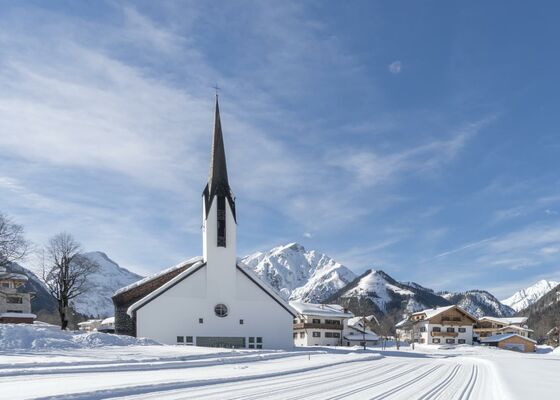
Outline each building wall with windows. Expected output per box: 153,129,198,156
416,322,473,345
0,271,35,323
134,265,294,349
399,305,477,346
290,302,352,347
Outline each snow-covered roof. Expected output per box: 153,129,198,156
113,256,202,296
395,318,411,328
411,305,477,322
478,316,528,325
481,333,536,344
497,325,533,333
0,312,36,319
346,317,379,338
77,319,102,327
0,271,28,282
101,317,115,325
289,301,353,318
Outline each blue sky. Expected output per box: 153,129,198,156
1,1,559,298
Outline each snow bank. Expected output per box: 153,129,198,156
0,324,159,350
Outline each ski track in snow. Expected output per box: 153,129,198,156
0,353,504,400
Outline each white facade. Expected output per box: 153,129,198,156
127,98,295,350
291,302,352,347
134,265,294,349
396,306,477,346
414,320,473,345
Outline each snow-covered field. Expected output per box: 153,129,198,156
0,325,558,399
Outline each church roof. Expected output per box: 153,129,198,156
203,96,236,221
126,260,296,317
112,256,202,305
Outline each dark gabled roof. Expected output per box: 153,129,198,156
112,257,202,306
203,96,236,221
127,262,296,317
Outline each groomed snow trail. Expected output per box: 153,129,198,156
1,353,504,400
113,358,497,400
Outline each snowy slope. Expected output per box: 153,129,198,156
70,252,143,318
241,243,356,302
501,279,559,312
441,290,515,318
329,269,449,316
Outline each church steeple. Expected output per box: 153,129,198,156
203,95,236,222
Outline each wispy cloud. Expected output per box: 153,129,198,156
388,60,402,74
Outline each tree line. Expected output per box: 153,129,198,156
0,212,98,330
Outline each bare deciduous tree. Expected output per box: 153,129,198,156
0,212,29,268
41,232,98,330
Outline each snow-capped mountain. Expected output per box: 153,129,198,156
518,281,560,338
501,279,560,312
70,252,143,318
440,290,514,318
327,269,449,317
241,243,356,302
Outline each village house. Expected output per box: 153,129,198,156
481,333,536,353
112,97,296,349
473,316,533,340
343,316,380,346
77,319,103,332
395,305,477,345
0,266,35,324
291,302,352,346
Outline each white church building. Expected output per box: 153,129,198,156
113,97,296,349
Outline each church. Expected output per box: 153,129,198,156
112,97,295,349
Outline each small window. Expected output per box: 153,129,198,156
299,332,305,338
312,332,321,338
446,327,455,333
433,338,441,344
312,318,321,324
458,339,466,344
256,337,262,343
256,344,262,349
248,344,254,349
419,327,426,332
249,337,255,343
185,336,193,344
239,319,244,325
446,339,455,344
177,336,184,344
6,296,22,304
432,327,441,332
458,327,466,333
332,332,340,338
293,332,297,338
199,318,204,324
325,332,333,338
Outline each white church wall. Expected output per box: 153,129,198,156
135,265,294,349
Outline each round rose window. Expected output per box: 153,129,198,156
214,304,228,317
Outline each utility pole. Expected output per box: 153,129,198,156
362,315,367,350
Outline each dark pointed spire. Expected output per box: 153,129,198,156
203,95,236,221
208,95,229,195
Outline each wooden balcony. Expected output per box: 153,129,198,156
293,323,343,330
431,331,458,337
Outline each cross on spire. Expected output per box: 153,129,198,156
212,83,220,97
